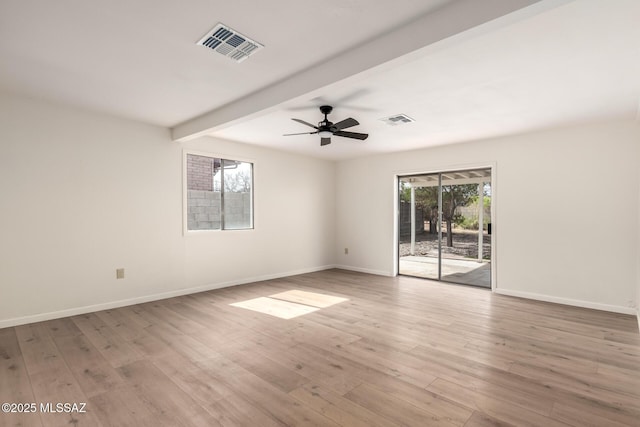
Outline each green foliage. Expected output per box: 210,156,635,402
455,216,480,230
441,184,477,221
483,196,491,209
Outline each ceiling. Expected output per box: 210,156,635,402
1,0,639,161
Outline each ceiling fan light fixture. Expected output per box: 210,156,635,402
318,130,332,138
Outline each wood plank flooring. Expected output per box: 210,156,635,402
1,269,639,426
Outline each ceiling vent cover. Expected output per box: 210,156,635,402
197,23,263,63
380,114,415,126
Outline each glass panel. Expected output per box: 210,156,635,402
398,173,440,280
222,159,253,229
186,154,221,230
440,169,491,288
398,168,491,288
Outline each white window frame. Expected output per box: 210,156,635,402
183,149,254,235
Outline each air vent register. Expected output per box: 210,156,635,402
197,23,263,63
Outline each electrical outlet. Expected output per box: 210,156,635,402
344,248,349,255
116,268,125,279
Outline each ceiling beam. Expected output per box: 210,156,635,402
171,0,572,142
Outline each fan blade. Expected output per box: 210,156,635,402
291,118,318,129
333,117,359,130
283,131,318,136
320,137,331,146
334,130,368,140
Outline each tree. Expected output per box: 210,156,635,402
441,184,478,247
224,169,251,193
415,187,438,234
400,181,480,246
400,184,438,234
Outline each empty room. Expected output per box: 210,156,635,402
1,0,639,426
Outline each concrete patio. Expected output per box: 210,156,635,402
400,255,491,288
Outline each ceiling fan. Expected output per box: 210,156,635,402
283,105,368,146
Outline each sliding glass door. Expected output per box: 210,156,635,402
398,168,492,288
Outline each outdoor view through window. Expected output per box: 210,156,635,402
186,153,253,230
398,168,491,288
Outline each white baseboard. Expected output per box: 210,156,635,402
334,264,393,277
0,265,336,329
494,288,637,315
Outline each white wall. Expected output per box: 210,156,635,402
336,121,640,314
0,93,336,327
1,91,637,326
638,165,640,328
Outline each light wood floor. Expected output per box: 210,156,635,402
1,269,639,427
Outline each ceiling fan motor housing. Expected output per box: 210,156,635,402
319,105,333,115
319,105,334,129
284,104,368,145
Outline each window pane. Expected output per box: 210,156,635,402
222,159,252,229
186,154,221,230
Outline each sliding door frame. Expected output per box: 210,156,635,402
394,162,497,291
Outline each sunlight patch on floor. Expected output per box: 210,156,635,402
230,290,348,319
269,289,349,308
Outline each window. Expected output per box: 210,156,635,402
185,152,253,231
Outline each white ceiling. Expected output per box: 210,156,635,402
1,0,639,161
0,0,449,126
